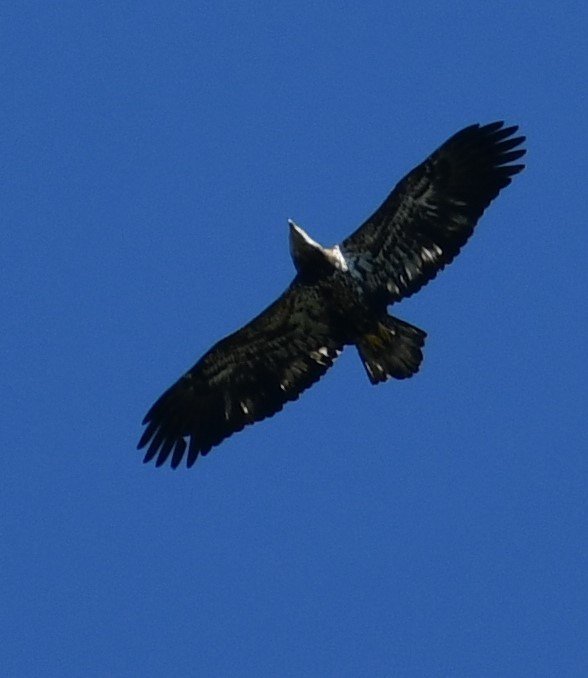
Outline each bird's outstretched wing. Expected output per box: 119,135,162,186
138,281,342,468
341,121,526,304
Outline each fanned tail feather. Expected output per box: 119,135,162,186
356,316,426,384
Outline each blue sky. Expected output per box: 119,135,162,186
1,2,586,676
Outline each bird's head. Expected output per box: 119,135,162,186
288,219,332,278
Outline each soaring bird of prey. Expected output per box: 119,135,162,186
138,121,525,468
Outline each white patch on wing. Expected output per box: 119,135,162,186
224,392,232,420
310,347,330,364
420,244,443,263
387,280,400,295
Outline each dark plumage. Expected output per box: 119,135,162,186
138,121,525,468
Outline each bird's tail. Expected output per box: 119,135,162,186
356,316,426,384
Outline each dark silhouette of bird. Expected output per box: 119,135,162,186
138,121,525,468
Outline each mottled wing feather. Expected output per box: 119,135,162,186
341,121,526,304
138,281,342,468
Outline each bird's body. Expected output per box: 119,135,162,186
139,121,526,468
288,220,426,383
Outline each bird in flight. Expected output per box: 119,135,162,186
138,121,525,468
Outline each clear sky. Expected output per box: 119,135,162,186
1,2,586,676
